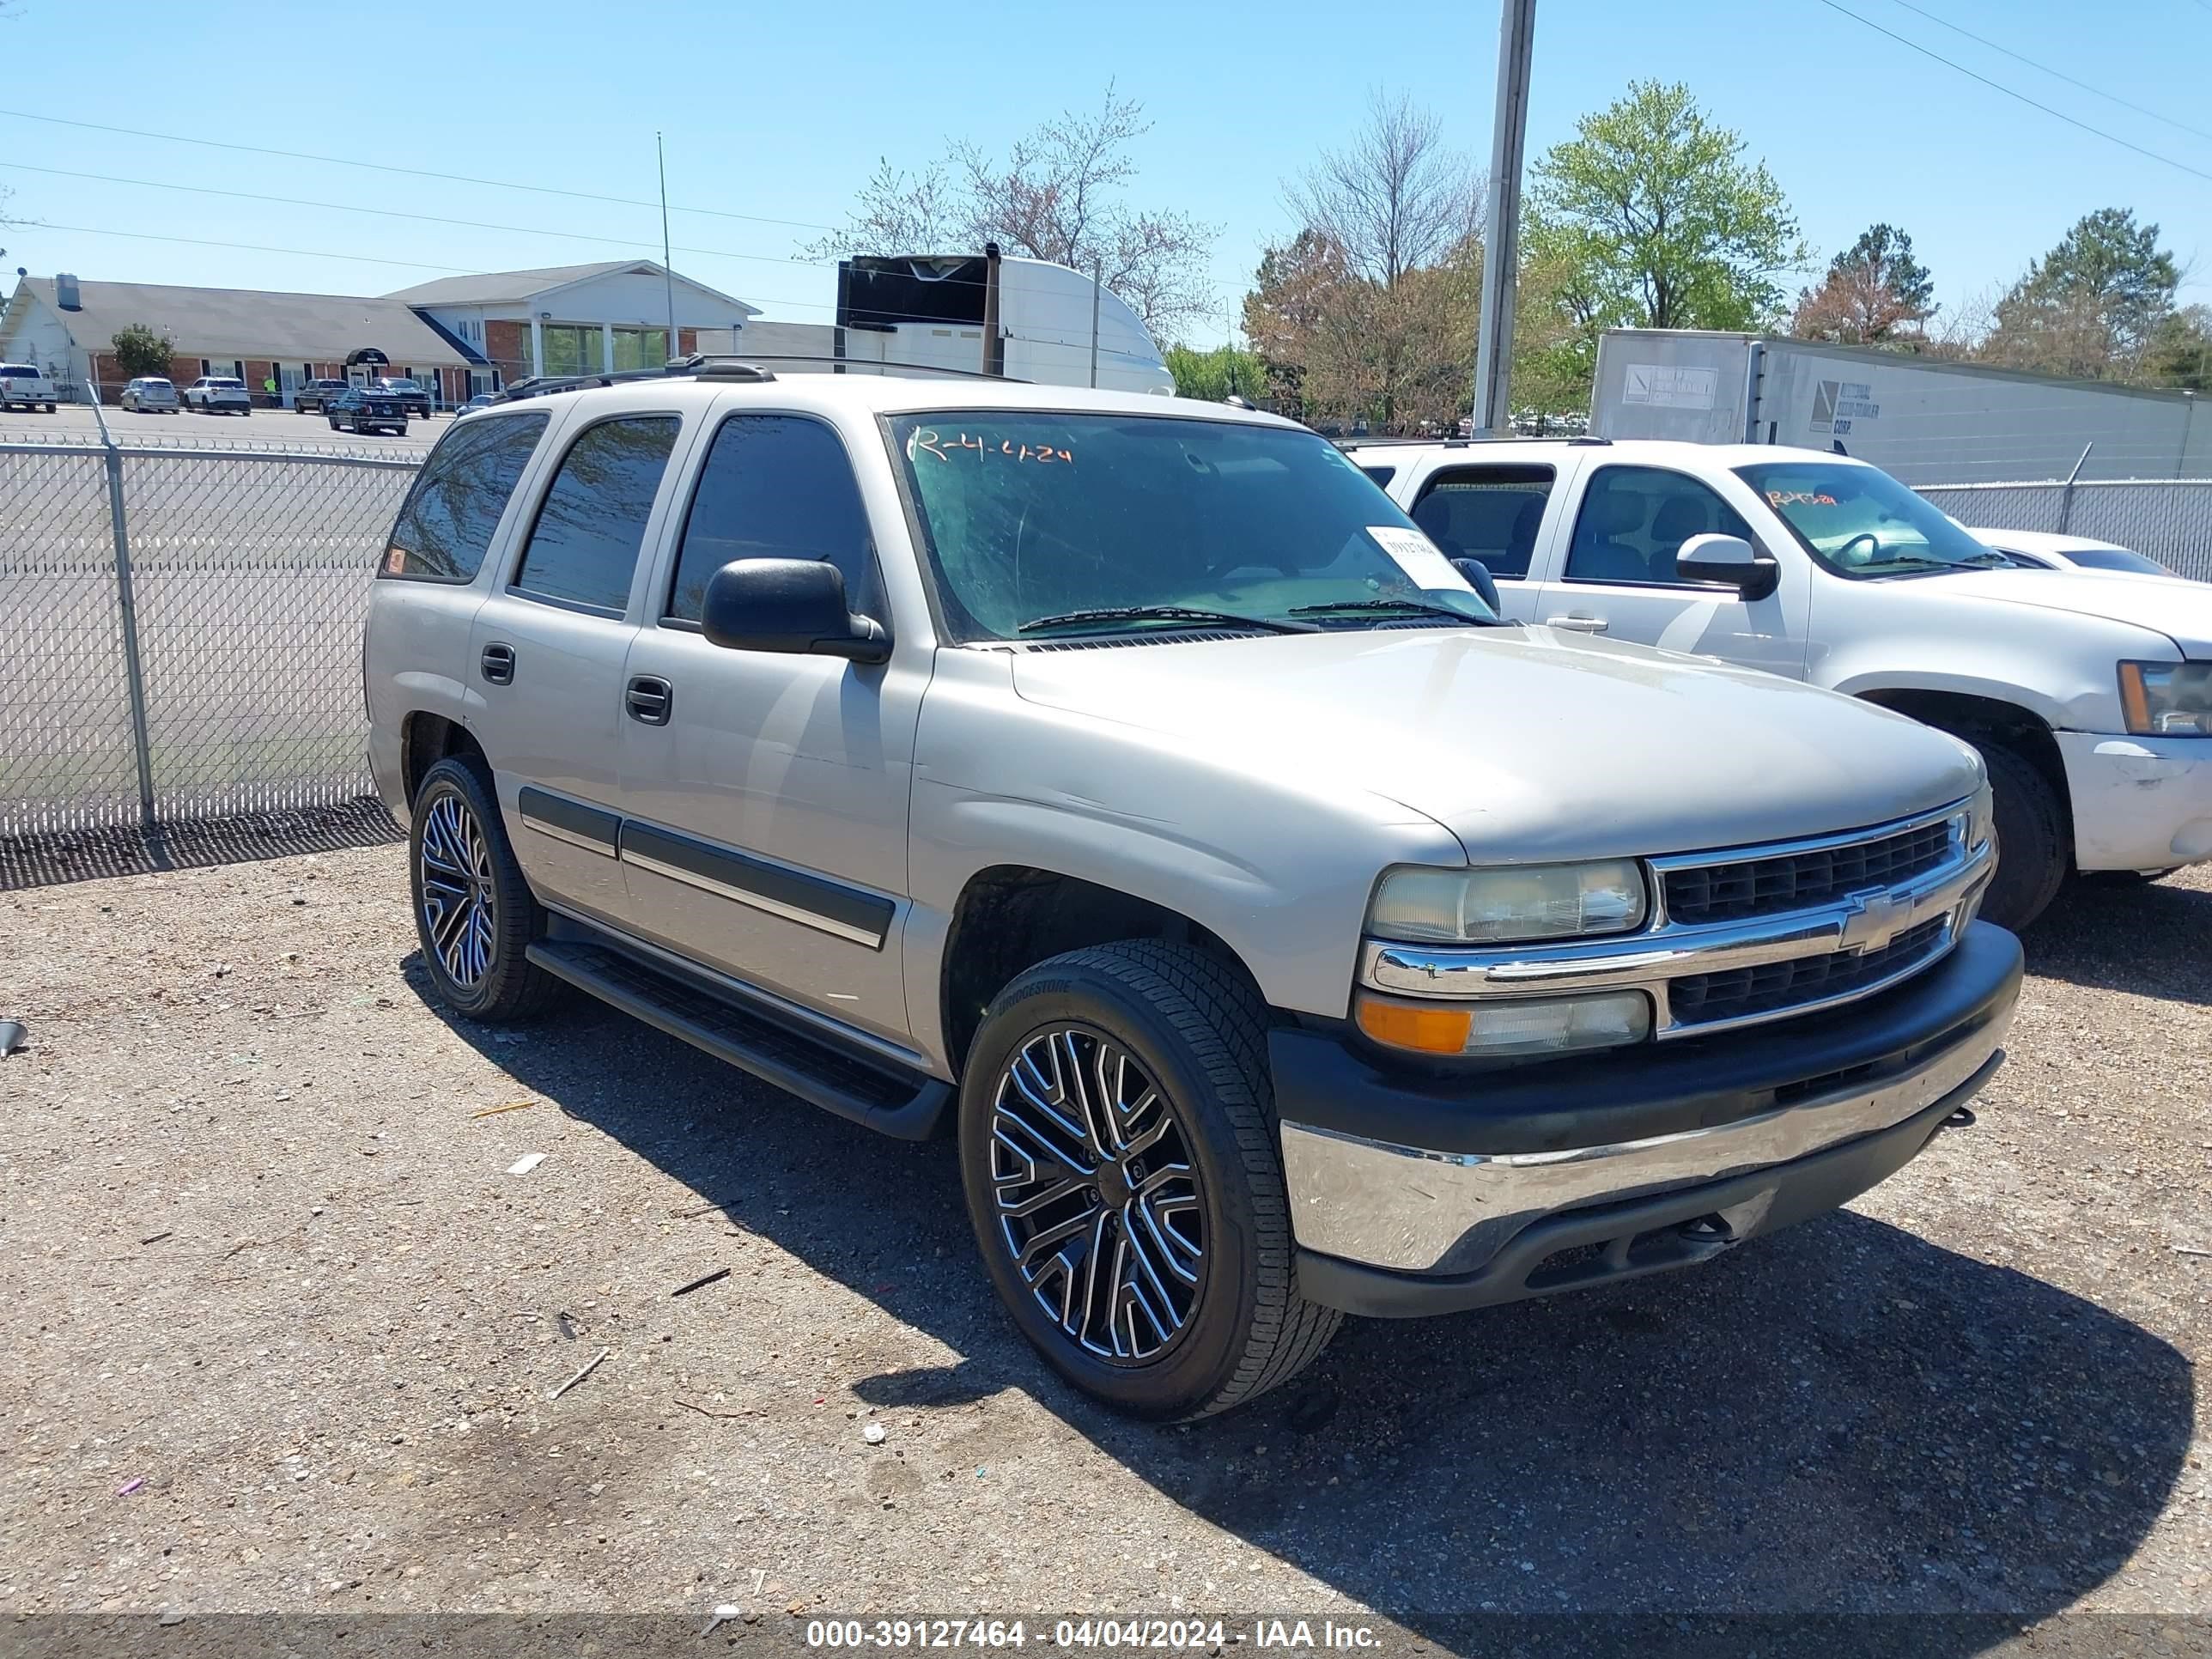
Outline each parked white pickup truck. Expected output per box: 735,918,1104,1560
1350,437,2212,929
0,362,58,412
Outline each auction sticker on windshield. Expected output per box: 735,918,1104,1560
1368,526,1474,592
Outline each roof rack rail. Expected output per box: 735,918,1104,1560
489,352,1031,405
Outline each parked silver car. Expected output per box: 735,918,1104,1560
363,367,2019,1419
119,376,180,414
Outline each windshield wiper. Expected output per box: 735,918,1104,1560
1287,598,1508,626
1016,605,1318,635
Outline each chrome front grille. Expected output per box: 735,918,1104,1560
1360,798,1995,1041
1661,818,1954,927
1668,918,1948,1028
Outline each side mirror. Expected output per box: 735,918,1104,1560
1449,556,1503,613
700,558,889,664
1676,533,1779,601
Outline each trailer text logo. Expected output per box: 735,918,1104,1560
1810,380,1881,435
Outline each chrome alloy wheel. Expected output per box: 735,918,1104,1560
988,1027,1206,1363
418,793,495,988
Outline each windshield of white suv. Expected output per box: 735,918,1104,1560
1735,460,2013,579
888,411,1497,641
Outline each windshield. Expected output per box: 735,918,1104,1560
0,366,37,378
888,411,1493,641
1736,460,2009,578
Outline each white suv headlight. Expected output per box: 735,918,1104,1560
2120,660,2212,737
1367,860,1650,945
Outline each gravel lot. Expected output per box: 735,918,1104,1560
3,844,2207,1644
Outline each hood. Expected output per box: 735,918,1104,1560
1906,568,2212,657
1009,626,1982,863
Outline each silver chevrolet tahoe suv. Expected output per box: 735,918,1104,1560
363,362,2022,1419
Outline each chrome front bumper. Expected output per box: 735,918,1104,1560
1281,1006,2008,1277
1276,920,2023,1290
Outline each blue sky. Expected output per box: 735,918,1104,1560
2,0,2205,346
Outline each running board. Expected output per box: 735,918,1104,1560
524,939,951,1140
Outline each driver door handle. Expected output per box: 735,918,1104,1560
1546,613,1609,634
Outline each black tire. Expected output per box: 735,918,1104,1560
1976,740,2069,933
957,940,1340,1421
408,756,561,1023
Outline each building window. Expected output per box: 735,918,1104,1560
538,324,604,377
612,327,668,373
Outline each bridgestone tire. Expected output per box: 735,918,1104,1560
958,940,1340,1420
408,757,560,1023
1976,741,2068,933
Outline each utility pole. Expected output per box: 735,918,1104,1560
657,132,678,362
1470,0,1537,436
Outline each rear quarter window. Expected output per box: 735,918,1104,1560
380,411,550,582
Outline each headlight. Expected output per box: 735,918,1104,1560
1367,859,1649,945
1355,989,1652,1058
2119,660,2212,737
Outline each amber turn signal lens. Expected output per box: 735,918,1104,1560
1354,995,1474,1055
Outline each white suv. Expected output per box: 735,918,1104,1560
1352,437,2212,930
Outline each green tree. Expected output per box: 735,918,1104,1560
2143,304,2212,391
1983,208,2179,380
1792,223,1935,345
1528,81,1807,335
110,323,176,379
1163,343,1270,402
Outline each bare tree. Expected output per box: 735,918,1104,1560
1285,89,1482,289
801,85,1217,340
799,157,963,257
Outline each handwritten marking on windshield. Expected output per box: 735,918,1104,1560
908,428,1074,466
1766,490,1838,507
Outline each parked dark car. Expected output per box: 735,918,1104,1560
325,386,410,436
375,377,434,419
293,378,353,414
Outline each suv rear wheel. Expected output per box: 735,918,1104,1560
957,941,1340,1420
409,757,560,1022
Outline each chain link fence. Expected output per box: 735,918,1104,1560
0,431,420,842
6,428,2208,852
1917,478,2212,582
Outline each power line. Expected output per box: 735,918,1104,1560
30,222,471,273
1880,0,2212,145
0,106,843,234
0,159,1119,324
1816,0,2212,186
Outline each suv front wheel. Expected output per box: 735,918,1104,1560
409,757,560,1022
957,941,1340,1420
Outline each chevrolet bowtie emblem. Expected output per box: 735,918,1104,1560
1838,890,1912,953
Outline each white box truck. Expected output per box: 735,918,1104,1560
1589,329,2212,486
695,251,1175,396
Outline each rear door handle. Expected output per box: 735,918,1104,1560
480,642,515,684
625,675,673,726
1546,614,1609,634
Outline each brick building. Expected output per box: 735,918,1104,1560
0,259,757,408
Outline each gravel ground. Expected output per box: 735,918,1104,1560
2,847,2207,1643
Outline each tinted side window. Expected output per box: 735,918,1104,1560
667,415,878,623
1565,466,1754,586
382,411,549,581
512,416,681,612
1408,465,1553,580
1359,464,1395,487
